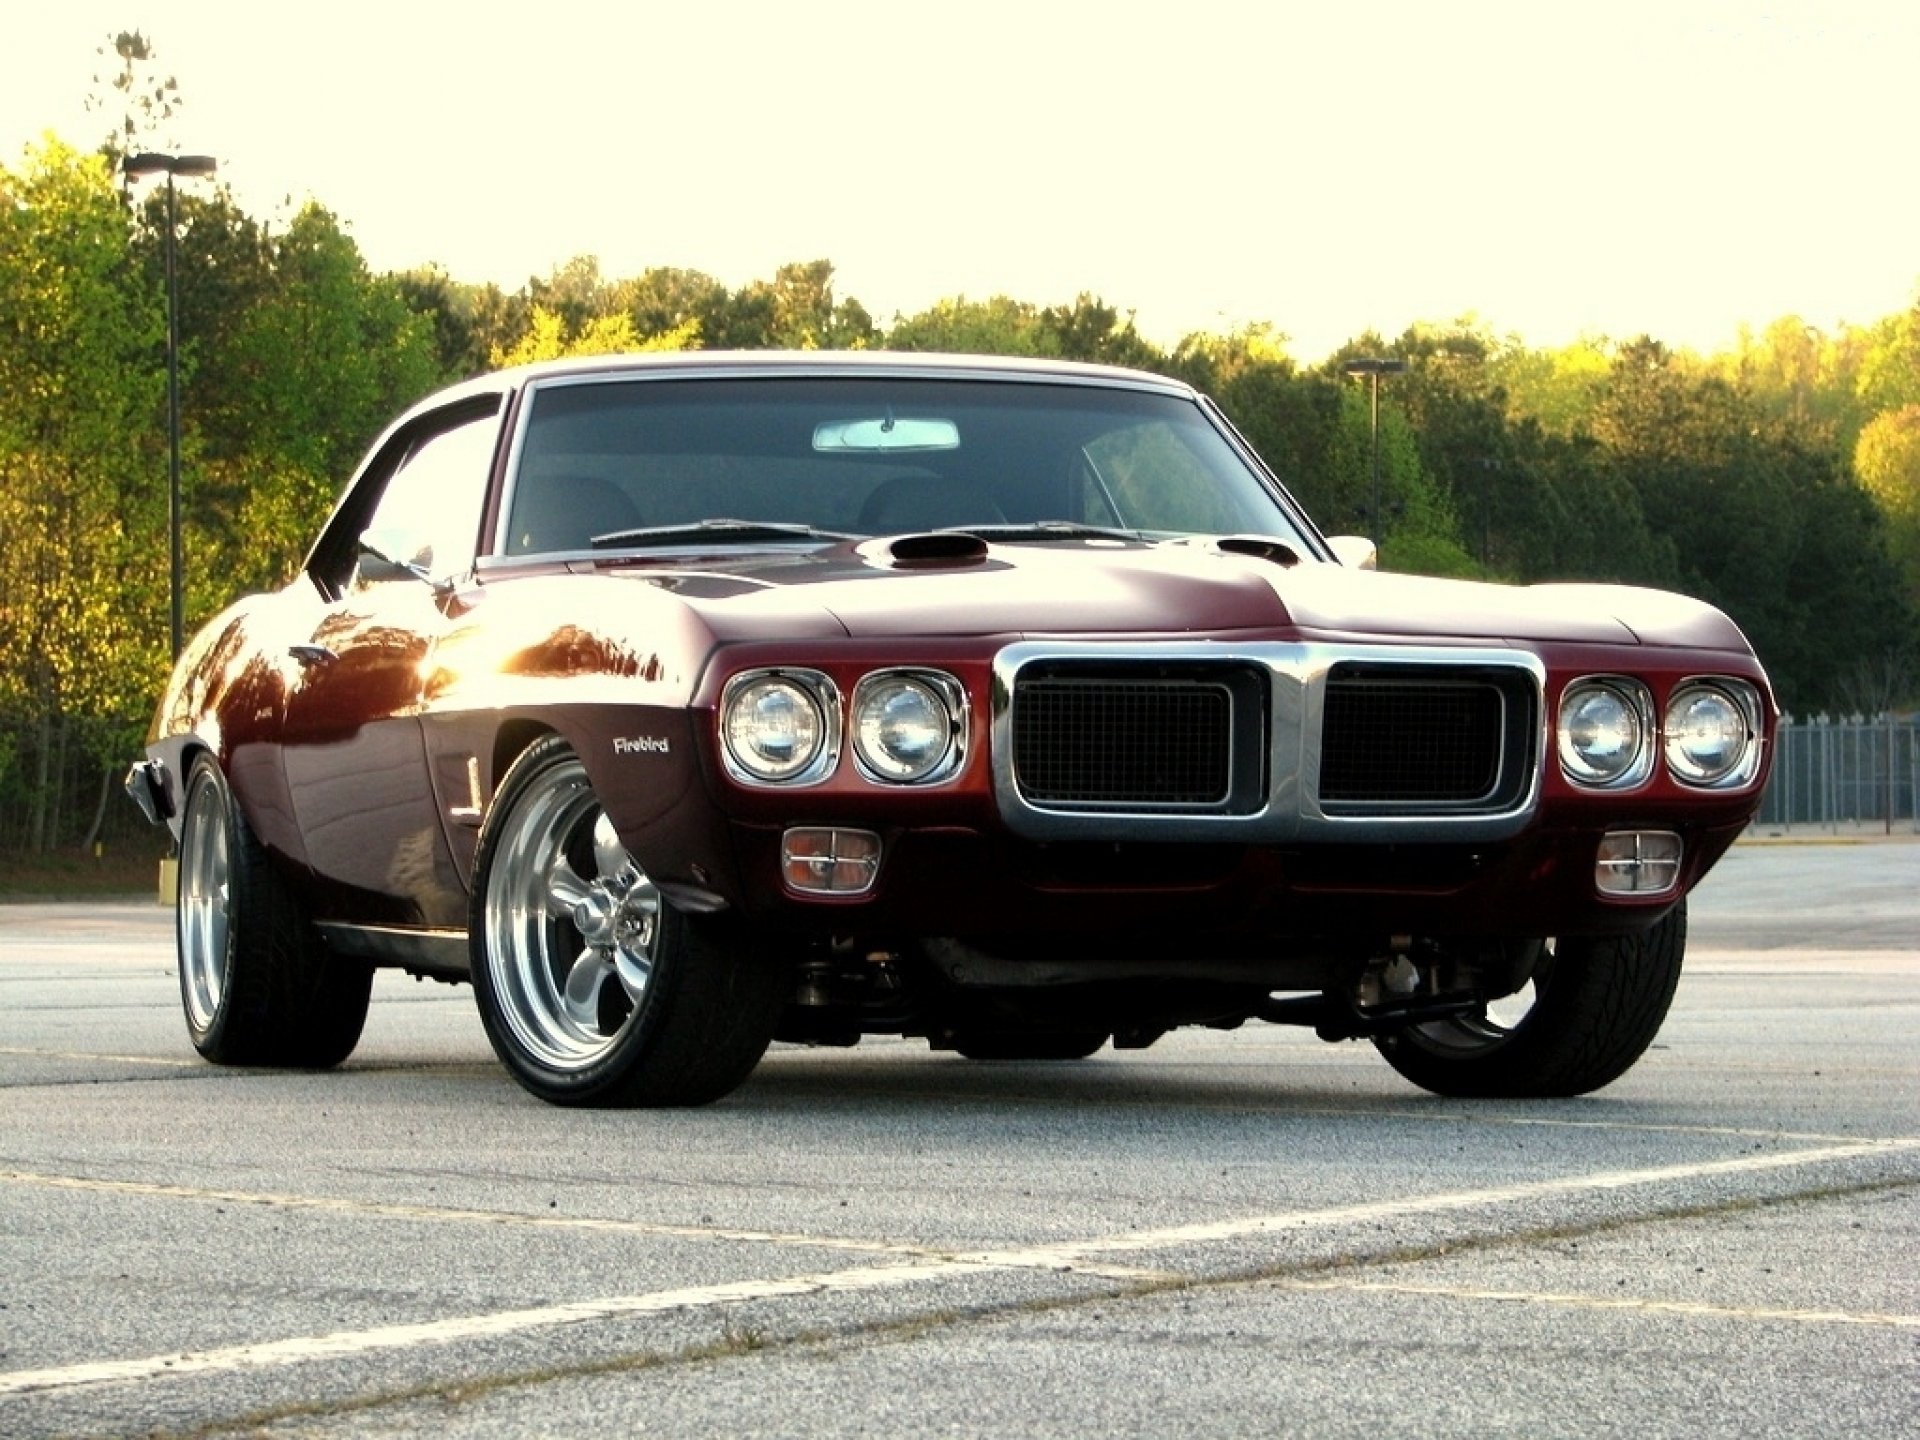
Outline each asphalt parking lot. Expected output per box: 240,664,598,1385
1,839,1915,1439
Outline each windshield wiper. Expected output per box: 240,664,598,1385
944,521,1149,544
591,519,852,550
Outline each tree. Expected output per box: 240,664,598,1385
734,260,876,350
0,140,166,850
184,203,442,597
622,266,732,347
887,295,1056,355
1718,316,1870,453
1587,338,1914,710
529,255,615,340
1038,294,1163,369
1491,335,1613,436
489,304,696,366
86,29,179,160
1855,404,1920,607
1855,296,1920,415
392,266,500,381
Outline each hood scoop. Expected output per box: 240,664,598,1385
865,531,992,568
1212,534,1303,569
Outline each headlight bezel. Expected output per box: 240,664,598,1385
850,669,967,785
1663,678,1762,789
720,669,840,787
1557,677,1656,790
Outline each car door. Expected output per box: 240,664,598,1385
280,405,501,927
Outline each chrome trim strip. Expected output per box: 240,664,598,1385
991,641,1546,843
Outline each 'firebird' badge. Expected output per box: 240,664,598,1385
614,735,671,756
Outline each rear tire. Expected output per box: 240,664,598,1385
469,736,783,1107
176,754,373,1067
1373,903,1687,1098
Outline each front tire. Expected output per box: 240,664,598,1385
1373,902,1687,1098
469,736,783,1107
176,754,373,1067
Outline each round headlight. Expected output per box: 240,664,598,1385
1558,680,1651,787
1664,684,1752,785
723,674,828,783
852,674,956,783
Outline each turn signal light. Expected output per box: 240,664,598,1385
782,827,881,895
1595,830,1682,897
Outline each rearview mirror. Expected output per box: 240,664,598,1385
813,415,960,453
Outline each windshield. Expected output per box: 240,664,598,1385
498,375,1313,556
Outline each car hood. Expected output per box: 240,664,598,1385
626,541,1753,652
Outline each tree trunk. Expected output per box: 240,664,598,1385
81,760,115,854
29,705,50,855
48,716,69,851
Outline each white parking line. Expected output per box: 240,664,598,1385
0,1046,200,1068
1017,1137,1920,1260
1273,1278,1920,1328
0,1170,954,1259
3,1136,1911,1400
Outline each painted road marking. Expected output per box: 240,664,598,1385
0,1169,953,1259
1275,1278,1920,1329
0,1046,200,1068
2,1136,1912,1399
1014,1137,1920,1260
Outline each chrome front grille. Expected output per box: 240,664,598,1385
993,642,1544,842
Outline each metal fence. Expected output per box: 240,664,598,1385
1751,713,1920,833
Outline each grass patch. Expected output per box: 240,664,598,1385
0,830,172,901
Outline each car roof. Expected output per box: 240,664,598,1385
415,350,1201,415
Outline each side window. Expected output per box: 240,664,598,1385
355,415,497,587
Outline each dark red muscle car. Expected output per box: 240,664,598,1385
127,352,1775,1106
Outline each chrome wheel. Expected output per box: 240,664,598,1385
178,771,233,1033
172,753,373,1067
470,736,786,1107
482,754,661,1073
1409,975,1543,1058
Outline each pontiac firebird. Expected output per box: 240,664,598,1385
127,353,1776,1106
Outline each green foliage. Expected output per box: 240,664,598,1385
886,291,1156,366
1855,297,1920,414
1854,404,1920,607
887,295,1057,355
86,29,179,159
489,305,697,367
0,139,167,849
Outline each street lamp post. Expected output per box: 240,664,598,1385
123,152,217,660
1342,357,1406,534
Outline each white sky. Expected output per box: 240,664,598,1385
4,0,1916,362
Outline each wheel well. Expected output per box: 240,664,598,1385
492,720,554,795
165,740,214,838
